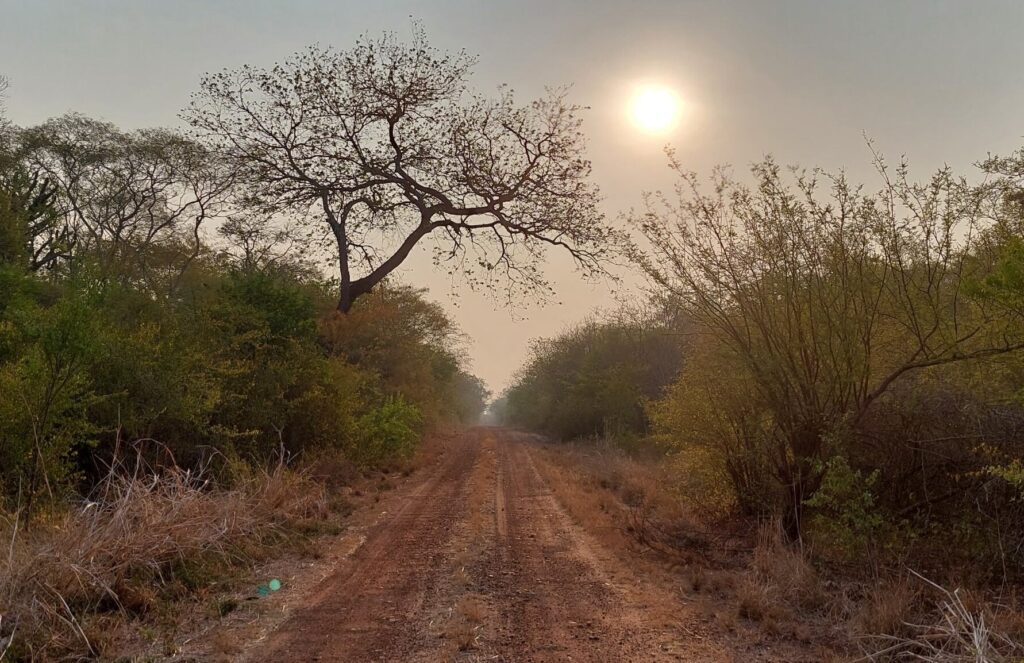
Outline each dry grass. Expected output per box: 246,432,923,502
443,620,480,652
682,564,736,596
860,574,1023,662
456,594,486,624
0,459,332,661
752,522,828,612
533,438,1024,661
452,566,472,588
854,578,920,641
304,449,360,491
735,577,776,622
535,439,840,653
443,597,486,653
532,439,697,562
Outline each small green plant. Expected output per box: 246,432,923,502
806,456,884,561
988,459,1024,494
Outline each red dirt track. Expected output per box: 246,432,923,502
239,428,726,662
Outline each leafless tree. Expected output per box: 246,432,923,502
1,77,73,272
184,27,617,312
0,74,9,125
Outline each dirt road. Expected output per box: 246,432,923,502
241,428,725,662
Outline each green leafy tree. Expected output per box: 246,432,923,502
0,278,104,522
0,78,67,272
503,306,684,442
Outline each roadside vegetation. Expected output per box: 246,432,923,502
502,150,1024,660
0,34,515,657
4,19,1024,660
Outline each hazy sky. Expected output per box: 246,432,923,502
2,0,1023,391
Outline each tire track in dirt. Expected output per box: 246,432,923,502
478,431,686,661
245,431,481,662
242,428,725,662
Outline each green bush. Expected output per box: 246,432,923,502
502,309,684,441
805,456,885,561
0,107,487,531
352,397,423,466
0,278,104,514
0,259,482,511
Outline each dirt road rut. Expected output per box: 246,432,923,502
245,428,714,662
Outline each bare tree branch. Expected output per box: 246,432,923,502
184,27,620,311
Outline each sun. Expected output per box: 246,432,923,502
630,86,680,133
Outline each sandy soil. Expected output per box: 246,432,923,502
194,428,768,662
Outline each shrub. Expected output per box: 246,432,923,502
634,154,1024,541
502,307,684,441
352,397,423,466
805,456,885,562
647,336,777,517
0,281,105,518
0,261,483,511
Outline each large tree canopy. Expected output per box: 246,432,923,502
17,115,231,287
184,28,617,312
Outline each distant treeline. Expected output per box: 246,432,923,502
497,305,686,443
501,151,1024,580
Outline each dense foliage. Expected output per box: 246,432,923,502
0,106,488,521
501,306,685,442
0,64,494,662
504,150,1024,581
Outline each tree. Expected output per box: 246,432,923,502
19,114,231,289
635,152,1024,539
0,165,64,271
0,282,104,524
452,370,490,424
0,77,68,273
503,305,685,440
216,215,310,274
0,74,8,127
184,27,617,312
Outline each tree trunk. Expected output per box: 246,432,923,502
335,218,434,313
23,442,41,527
779,424,825,543
338,279,354,313
781,479,806,543
323,195,355,314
